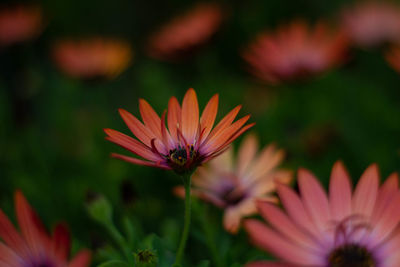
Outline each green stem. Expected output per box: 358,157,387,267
173,173,192,266
107,223,135,266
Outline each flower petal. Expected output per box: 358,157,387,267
0,209,27,255
200,94,218,141
298,168,331,234
237,133,258,177
111,153,170,170
52,223,71,261
329,161,352,221
167,96,181,144
68,250,91,267
0,243,23,267
118,108,156,147
181,88,199,145
139,99,162,139
246,262,299,267
104,129,161,161
352,164,379,218
244,219,323,266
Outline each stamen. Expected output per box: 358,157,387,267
328,243,375,267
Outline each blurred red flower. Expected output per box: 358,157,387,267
52,38,132,79
0,4,43,46
243,20,348,84
385,45,400,73
0,190,91,267
105,88,254,174
174,134,292,233
147,3,223,61
341,1,400,48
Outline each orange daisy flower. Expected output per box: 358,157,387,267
0,4,43,46
243,20,348,84
105,88,254,174
0,190,91,267
52,38,132,79
341,1,400,48
244,162,400,267
174,134,292,233
147,3,223,61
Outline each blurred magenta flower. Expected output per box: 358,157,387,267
147,3,223,61
52,38,132,79
385,45,400,74
174,133,292,233
105,88,254,174
0,4,43,46
244,162,400,267
341,1,400,48
243,20,348,84
0,190,91,267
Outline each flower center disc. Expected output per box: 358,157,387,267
328,244,375,267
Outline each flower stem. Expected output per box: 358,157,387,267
173,173,192,266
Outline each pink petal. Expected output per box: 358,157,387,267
329,161,352,221
246,262,300,267
68,250,91,267
352,164,379,218
256,201,321,252
111,153,170,169
244,219,323,266
298,169,331,234
52,223,71,261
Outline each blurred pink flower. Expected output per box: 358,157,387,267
0,190,91,267
243,20,348,84
0,4,43,46
52,38,132,79
385,45,400,74
174,134,291,233
244,162,400,267
105,88,253,174
341,1,400,48
147,3,223,61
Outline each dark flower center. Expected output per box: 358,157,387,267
168,144,197,166
328,244,376,267
220,186,246,206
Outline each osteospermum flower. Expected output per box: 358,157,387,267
52,38,132,79
174,134,292,233
105,88,254,174
341,1,400,48
242,20,348,84
0,4,43,46
244,161,400,267
147,3,223,61
0,190,91,267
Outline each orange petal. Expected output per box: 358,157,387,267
139,99,162,139
104,129,162,161
167,96,181,144
181,88,199,144
111,153,170,170
203,105,241,145
119,108,156,147
161,111,175,150
237,133,258,177
200,94,218,140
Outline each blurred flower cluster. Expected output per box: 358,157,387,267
1,0,400,266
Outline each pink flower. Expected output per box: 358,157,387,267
341,1,400,47
0,4,43,46
0,190,91,267
244,161,400,267
243,20,348,84
174,134,291,233
147,3,223,61
105,88,254,174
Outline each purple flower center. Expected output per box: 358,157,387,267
26,259,56,267
220,185,246,206
328,243,375,267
